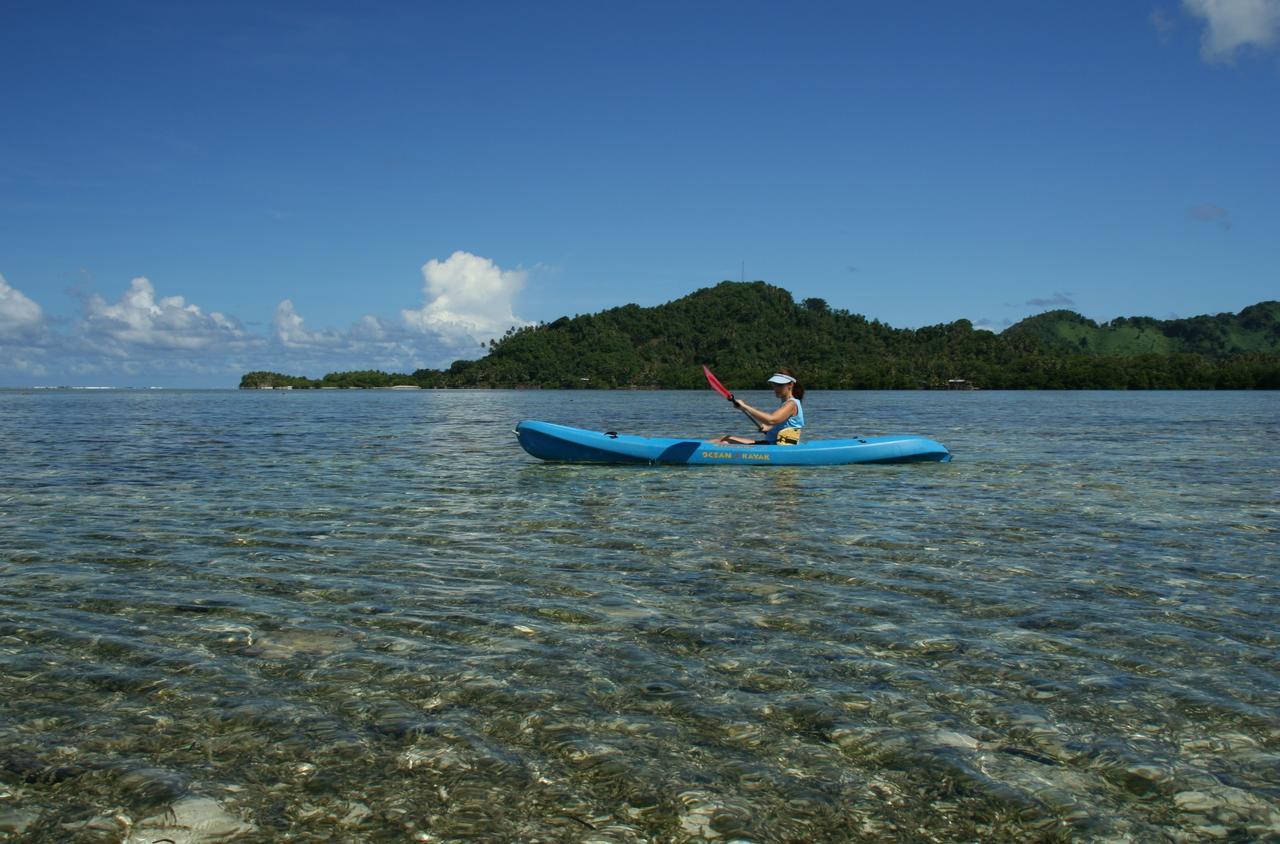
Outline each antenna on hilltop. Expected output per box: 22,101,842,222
741,261,744,283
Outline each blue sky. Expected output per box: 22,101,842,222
2,1,1277,386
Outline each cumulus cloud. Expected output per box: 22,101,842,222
1,251,533,385
82,277,249,354
351,314,387,341
1184,0,1280,61
259,253,532,377
0,273,45,340
973,317,1013,332
266,299,473,374
1025,292,1075,307
1190,202,1233,230
402,251,528,341
1,356,49,376
273,299,343,348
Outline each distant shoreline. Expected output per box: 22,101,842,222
238,284,1280,391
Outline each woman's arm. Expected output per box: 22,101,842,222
734,397,795,428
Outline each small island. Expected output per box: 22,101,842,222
242,282,1280,390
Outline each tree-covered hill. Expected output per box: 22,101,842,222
1005,301,1280,358
241,282,1280,390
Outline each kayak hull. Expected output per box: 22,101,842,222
515,420,951,466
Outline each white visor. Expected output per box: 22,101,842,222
766,373,796,385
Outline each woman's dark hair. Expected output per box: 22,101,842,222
778,368,805,400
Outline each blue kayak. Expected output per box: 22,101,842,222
515,420,951,466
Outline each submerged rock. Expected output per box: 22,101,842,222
339,800,373,827
0,808,40,836
117,766,189,809
126,796,255,843
1173,786,1280,836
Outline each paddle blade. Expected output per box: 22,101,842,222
702,365,732,399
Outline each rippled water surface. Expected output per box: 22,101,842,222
1,389,1277,842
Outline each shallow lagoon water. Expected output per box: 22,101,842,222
1,389,1277,841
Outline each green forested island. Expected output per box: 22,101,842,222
242,282,1280,390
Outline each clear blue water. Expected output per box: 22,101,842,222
1,389,1277,841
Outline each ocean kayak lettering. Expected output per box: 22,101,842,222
699,450,772,461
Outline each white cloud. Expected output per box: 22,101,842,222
402,251,528,341
351,314,387,341
1184,0,1280,61
972,317,1012,333
0,355,48,376
1,252,534,385
266,296,483,374
0,273,45,340
273,299,342,348
83,277,249,353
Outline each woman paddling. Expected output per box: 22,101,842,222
717,370,805,445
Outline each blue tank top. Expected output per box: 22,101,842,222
767,397,804,443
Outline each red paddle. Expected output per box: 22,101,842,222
702,366,757,427
702,365,733,400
